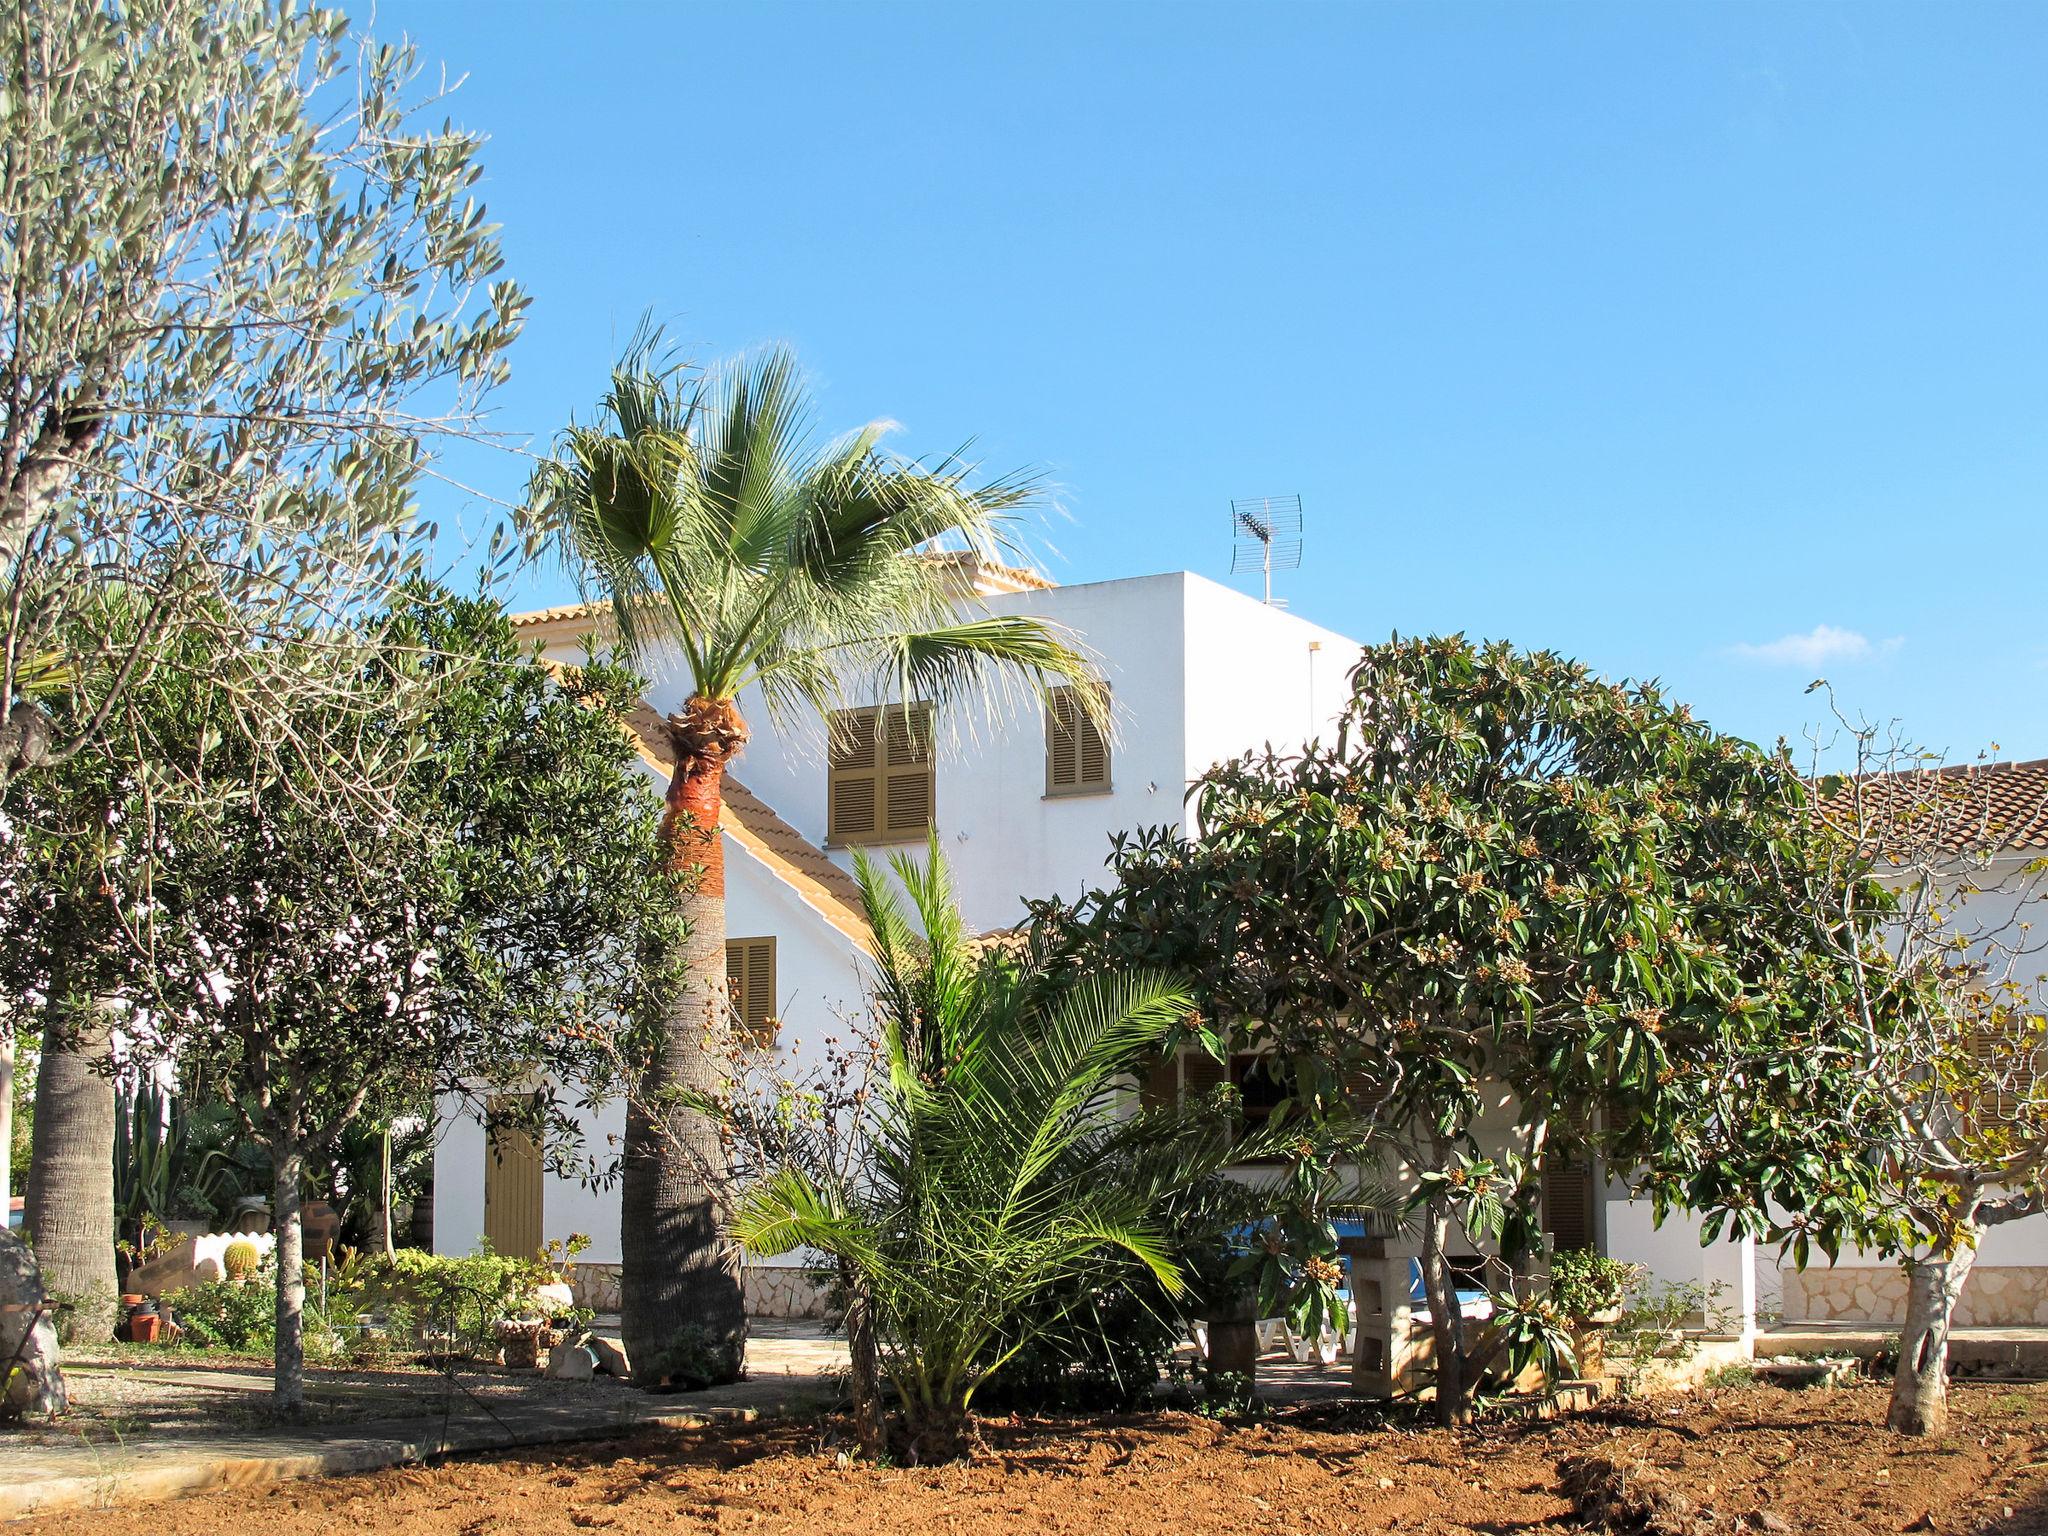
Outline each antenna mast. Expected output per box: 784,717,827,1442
1229,494,1303,606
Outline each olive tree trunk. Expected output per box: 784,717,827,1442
24,1000,117,1342
272,1147,307,1413
1887,1237,1978,1436
620,701,747,1389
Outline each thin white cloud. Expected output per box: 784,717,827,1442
1729,625,1903,668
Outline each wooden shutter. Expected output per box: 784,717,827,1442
1045,686,1110,796
1139,1052,1180,1110
725,937,778,1046
828,709,880,842
1542,1159,1598,1255
829,703,933,845
883,703,934,836
1182,1049,1227,1097
1966,1019,2038,1128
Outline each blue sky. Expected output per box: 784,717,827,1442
379,0,2047,764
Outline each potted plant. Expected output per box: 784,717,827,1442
1548,1248,1646,1378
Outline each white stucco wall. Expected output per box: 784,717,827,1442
621,570,1364,932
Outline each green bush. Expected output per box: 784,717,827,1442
981,1277,1190,1412
1549,1247,1646,1323
171,1276,276,1351
375,1246,550,1357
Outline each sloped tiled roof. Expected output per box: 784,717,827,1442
512,600,604,630
622,702,873,948
1819,756,2048,856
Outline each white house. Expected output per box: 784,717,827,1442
432,563,1360,1313
431,563,2048,1332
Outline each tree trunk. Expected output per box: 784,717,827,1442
0,1016,14,1215
843,1266,886,1460
904,1395,973,1465
272,1146,306,1414
1419,1193,1467,1427
24,999,117,1342
1888,1243,1976,1435
620,696,748,1390
379,1127,395,1260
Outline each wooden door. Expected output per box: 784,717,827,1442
483,1096,543,1259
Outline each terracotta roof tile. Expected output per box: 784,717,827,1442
1819,756,2048,857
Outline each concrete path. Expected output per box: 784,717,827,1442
0,1320,848,1523
1760,1321,2048,1375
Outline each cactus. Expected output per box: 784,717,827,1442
222,1240,260,1282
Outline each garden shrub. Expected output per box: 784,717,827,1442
981,1276,1190,1412
374,1246,551,1357
172,1275,276,1351
1549,1248,1647,1323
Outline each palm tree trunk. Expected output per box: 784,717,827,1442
620,696,748,1389
842,1264,886,1459
24,996,117,1343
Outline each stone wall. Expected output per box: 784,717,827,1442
565,1261,836,1320
745,1264,836,1319
1779,1264,2048,1326
568,1262,622,1314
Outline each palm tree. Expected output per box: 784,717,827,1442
24,997,117,1343
734,838,1243,1461
532,342,1103,1387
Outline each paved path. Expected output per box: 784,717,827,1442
0,1320,848,1523
1759,1321,2048,1375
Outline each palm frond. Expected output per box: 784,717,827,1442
535,337,1100,732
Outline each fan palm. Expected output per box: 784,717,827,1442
531,339,1103,1385
734,838,1244,1461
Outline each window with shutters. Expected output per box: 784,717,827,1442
1966,1019,2042,1129
1542,1158,1599,1255
725,936,778,1046
1044,686,1110,797
1143,1047,1287,1159
828,703,934,845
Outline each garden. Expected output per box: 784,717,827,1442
2,1,2047,1532
25,1380,2048,1536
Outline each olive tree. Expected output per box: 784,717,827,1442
1039,636,1878,1422
0,0,526,789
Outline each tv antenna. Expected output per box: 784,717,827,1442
1230,494,1303,606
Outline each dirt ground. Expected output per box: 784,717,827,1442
26,1380,2048,1536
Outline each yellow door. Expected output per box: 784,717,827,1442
483,1096,543,1259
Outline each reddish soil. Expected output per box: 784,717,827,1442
30,1381,2048,1536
